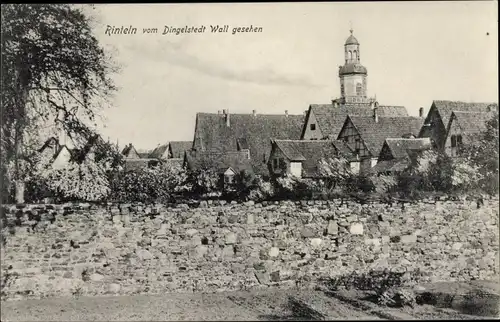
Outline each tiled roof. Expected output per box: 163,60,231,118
303,103,408,139
121,144,139,158
149,144,169,159
193,112,304,175
432,100,498,129
371,159,410,174
272,139,357,177
184,150,254,175
40,135,101,164
169,141,193,159
123,158,159,171
448,111,494,134
383,138,432,160
346,115,425,157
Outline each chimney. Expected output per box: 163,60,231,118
419,107,424,117
225,109,230,127
252,109,256,117
373,107,379,123
285,110,288,117
218,110,221,115
304,109,308,116
222,109,227,115
333,100,339,108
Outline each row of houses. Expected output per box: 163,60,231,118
37,29,498,191
120,99,497,187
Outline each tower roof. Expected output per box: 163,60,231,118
345,29,359,45
339,63,367,75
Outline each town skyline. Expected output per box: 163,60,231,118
88,2,497,150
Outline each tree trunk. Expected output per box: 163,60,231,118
13,73,29,204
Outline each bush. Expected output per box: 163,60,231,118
321,268,423,308
109,163,188,203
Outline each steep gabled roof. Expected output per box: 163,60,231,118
184,150,254,175
343,115,424,157
39,134,101,164
149,144,169,159
193,112,304,175
432,100,498,129
272,139,357,177
383,138,432,160
448,111,494,135
169,141,193,159
122,144,139,158
302,103,408,139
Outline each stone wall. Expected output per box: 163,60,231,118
1,198,498,300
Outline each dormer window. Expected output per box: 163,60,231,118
310,123,316,131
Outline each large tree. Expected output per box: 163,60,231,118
1,4,117,202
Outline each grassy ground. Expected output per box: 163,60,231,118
0,287,488,321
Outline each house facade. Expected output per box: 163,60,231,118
192,109,304,177
268,139,358,179
337,110,424,173
184,150,253,190
150,141,193,160
372,138,431,174
121,143,160,171
419,100,498,152
444,111,494,157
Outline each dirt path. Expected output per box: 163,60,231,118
1,289,382,321
0,288,479,321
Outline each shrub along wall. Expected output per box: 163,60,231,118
0,197,498,300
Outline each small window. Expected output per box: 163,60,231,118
279,158,286,170
356,83,362,95
224,175,234,184
355,138,361,153
272,158,278,170
310,123,316,131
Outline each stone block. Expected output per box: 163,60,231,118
186,229,199,237
301,227,315,238
199,201,208,208
107,283,121,294
222,245,235,258
136,249,153,260
268,247,280,258
310,238,322,248
255,271,270,284
247,214,255,225
270,271,280,282
349,223,364,235
452,242,463,251
231,263,246,273
327,220,338,235
400,234,417,243
225,232,237,245
259,249,270,260
364,238,381,247
90,273,104,282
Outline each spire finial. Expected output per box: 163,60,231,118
349,21,353,34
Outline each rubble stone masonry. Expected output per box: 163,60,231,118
1,198,498,300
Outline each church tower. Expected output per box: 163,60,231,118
338,29,369,104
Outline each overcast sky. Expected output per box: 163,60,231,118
88,2,498,150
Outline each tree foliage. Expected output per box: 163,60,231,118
1,4,117,202
109,163,189,204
